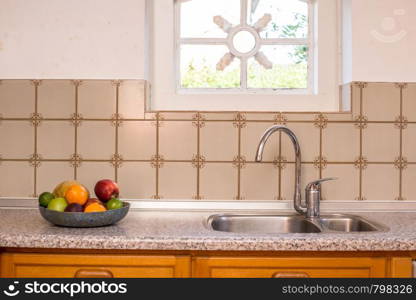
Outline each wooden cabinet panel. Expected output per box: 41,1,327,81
0,253,191,278
193,256,387,278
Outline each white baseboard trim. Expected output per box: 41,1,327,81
1,198,416,212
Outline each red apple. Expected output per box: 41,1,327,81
94,180,119,203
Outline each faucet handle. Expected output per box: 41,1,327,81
305,177,337,219
306,177,338,192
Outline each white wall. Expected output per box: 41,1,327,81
0,0,145,79
351,0,416,82
0,0,415,82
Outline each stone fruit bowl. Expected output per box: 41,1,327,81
39,202,130,228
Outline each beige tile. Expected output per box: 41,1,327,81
362,124,399,162
403,84,416,122
159,121,196,160
362,83,400,121
200,163,237,200
322,123,359,162
37,121,74,159
402,165,416,200
0,80,34,118
37,162,74,194
118,81,145,119
200,122,238,161
78,81,116,119
285,113,316,121
325,113,354,122
204,112,235,121
38,80,75,118
159,162,196,199
403,124,416,162
77,162,115,194
160,112,195,120
241,163,278,200
281,164,318,200
78,121,115,159
118,121,156,160
0,162,34,197
0,121,34,158
363,164,398,200
118,162,155,199
241,122,278,162
245,113,275,121
321,164,358,200
281,123,320,162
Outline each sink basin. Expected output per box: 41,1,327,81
208,214,321,234
207,214,387,234
318,215,386,232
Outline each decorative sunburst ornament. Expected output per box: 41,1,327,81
213,13,273,71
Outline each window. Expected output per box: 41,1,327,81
148,0,341,111
178,0,312,92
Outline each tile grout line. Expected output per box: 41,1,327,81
399,84,404,200
114,81,120,182
319,126,323,180
155,112,160,199
73,81,80,180
278,131,282,200
1,118,413,124
33,80,40,197
237,123,242,200
196,114,201,199
359,84,364,200
0,158,409,164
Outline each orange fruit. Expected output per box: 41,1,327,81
84,202,107,213
65,184,89,205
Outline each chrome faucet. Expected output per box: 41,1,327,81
255,125,336,218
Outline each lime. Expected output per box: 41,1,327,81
47,197,68,212
38,192,55,207
106,198,123,210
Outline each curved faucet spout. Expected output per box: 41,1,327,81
255,126,306,215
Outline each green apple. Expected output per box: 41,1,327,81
106,198,123,210
47,197,68,212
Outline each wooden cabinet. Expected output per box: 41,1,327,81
193,256,388,278
0,251,413,278
0,253,191,278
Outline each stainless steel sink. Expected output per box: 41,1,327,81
207,214,387,234
208,215,321,234
318,215,387,232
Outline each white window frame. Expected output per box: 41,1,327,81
146,0,342,112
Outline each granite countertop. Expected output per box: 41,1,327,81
1,209,416,251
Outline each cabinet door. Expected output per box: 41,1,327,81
193,256,387,278
1,253,191,278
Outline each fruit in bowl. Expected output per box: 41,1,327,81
64,203,84,213
38,179,129,228
94,179,119,203
47,197,68,212
84,198,107,213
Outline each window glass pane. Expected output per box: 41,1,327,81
180,0,240,38
247,45,308,89
180,45,240,88
248,0,308,39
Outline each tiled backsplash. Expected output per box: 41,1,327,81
0,80,415,201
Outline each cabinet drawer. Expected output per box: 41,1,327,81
193,256,387,278
1,253,191,278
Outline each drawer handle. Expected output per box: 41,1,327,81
74,269,114,278
272,272,309,278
